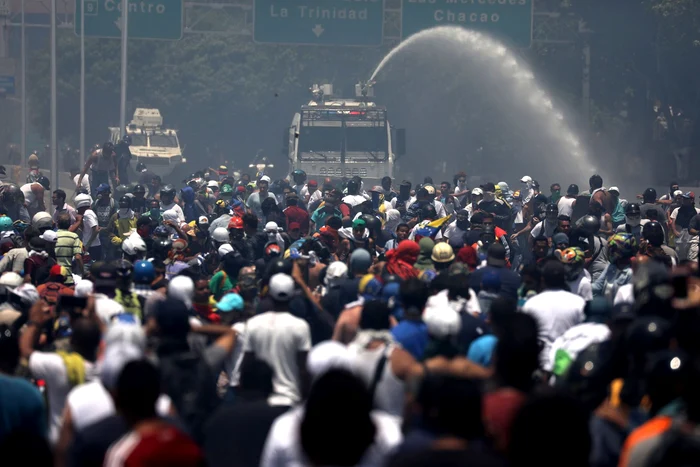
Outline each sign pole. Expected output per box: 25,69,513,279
50,0,57,192
80,0,85,167
119,0,128,140
20,0,26,168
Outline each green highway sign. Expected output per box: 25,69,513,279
402,0,533,48
254,0,384,46
74,0,183,40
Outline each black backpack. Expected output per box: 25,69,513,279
646,418,700,467
159,350,220,442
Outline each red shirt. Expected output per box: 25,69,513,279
283,206,310,235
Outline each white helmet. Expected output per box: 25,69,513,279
122,233,147,256
212,227,229,243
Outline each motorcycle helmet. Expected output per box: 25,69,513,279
153,225,170,238
545,203,558,218
0,216,12,231
135,162,146,172
132,184,146,195
292,169,307,184
152,238,173,258
557,246,586,281
122,134,132,146
625,203,641,216
346,179,359,194
115,259,133,278
228,216,244,230
643,187,657,202
133,260,156,284
160,185,176,202
608,232,638,261
122,234,147,256
37,175,50,191
361,214,382,236
642,221,665,247
212,227,230,243
1,184,21,204
102,141,115,154
579,215,601,236
118,196,131,209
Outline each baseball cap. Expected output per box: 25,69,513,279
75,193,92,209
481,182,496,193
431,242,455,263
207,180,219,188
197,215,209,225
487,243,507,267
609,186,620,194
520,175,532,183
552,232,570,247
471,187,483,196
289,222,301,231
216,293,244,313
259,175,271,184
674,190,683,197
352,218,366,229
268,273,295,301
40,230,57,243
308,179,318,187
682,192,692,199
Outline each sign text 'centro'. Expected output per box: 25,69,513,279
254,0,384,46
103,0,169,14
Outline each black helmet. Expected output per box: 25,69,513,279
642,221,665,247
1,184,21,204
292,169,306,180
567,184,579,196
361,214,381,234
643,187,657,202
102,141,115,153
135,162,146,172
133,184,146,194
118,196,131,208
625,203,641,216
122,134,132,146
160,185,176,198
346,179,359,194
36,175,50,191
580,215,601,236
546,203,558,215
152,238,173,257
115,259,133,277
420,204,437,220
556,341,616,412
625,316,673,359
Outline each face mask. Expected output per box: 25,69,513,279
118,208,131,218
551,190,561,198
150,208,160,217
626,216,641,227
482,192,495,202
456,220,469,230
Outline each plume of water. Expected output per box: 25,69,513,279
370,26,594,180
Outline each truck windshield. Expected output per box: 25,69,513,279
299,125,387,158
130,134,147,147
345,127,387,154
150,134,179,148
298,127,343,154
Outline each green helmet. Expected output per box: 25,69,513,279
221,184,233,194
0,216,13,231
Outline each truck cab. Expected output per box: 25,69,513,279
286,83,405,186
109,108,185,177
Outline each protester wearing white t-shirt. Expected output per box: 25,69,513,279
20,305,101,444
522,262,586,367
75,193,101,260
242,273,312,407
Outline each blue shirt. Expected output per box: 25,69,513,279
467,335,498,367
0,373,47,442
391,320,429,361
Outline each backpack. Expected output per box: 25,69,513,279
159,350,220,442
646,418,700,467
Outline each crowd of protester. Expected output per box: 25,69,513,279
0,148,699,467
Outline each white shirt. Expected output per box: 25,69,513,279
442,221,467,244
557,197,576,218
343,194,368,208
546,322,611,373
81,208,101,247
246,192,277,220
261,406,402,467
531,220,557,238
53,203,77,225
28,351,97,443
614,283,634,305
74,174,91,196
160,202,185,222
67,380,115,431
224,321,247,387
522,290,586,367
567,274,593,301
243,311,312,406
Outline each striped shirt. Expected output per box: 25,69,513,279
55,230,81,284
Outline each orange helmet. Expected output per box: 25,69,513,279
228,216,244,230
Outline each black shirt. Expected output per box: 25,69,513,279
469,265,521,301
674,205,698,230
69,415,127,467
203,400,289,467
